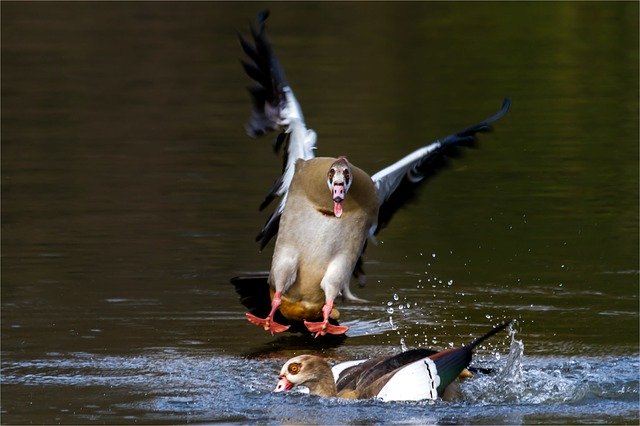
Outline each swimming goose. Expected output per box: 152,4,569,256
274,320,513,401
235,11,511,336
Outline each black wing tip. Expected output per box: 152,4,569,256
468,319,515,349
501,97,512,111
255,228,272,251
256,233,272,251
259,193,276,211
442,96,512,145
240,9,290,138
476,96,512,129
489,97,512,123
250,10,270,37
256,9,270,25
255,230,265,245
255,208,281,249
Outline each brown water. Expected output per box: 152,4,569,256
2,2,638,424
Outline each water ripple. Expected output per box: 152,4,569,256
2,336,638,424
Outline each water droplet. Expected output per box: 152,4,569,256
386,307,394,314
393,293,399,301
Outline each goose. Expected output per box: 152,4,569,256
233,11,511,337
274,320,513,401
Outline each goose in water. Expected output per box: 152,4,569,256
274,320,513,401
233,11,511,337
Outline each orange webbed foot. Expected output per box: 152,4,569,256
304,320,349,338
245,313,290,334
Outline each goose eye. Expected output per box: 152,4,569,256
288,362,301,375
328,169,335,182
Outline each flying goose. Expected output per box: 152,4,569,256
274,320,513,401
234,11,511,337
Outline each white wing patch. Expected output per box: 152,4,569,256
274,87,317,200
376,358,440,402
371,142,442,204
331,359,367,382
263,87,317,225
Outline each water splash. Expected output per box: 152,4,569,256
461,323,524,403
3,347,638,424
460,326,639,408
489,324,527,402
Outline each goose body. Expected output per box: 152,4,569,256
234,11,511,336
275,321,513,401
268,158,378,325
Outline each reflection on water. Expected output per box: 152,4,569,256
1,1,638,424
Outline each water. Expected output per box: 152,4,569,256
2,2,638,424
2,332,638,424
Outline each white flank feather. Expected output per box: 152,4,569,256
376,358,440,402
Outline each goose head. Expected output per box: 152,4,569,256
326,157,352,218
274,354,336,397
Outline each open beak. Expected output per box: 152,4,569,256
332,183,345,217
274,376,294,392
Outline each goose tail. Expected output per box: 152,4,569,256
431,320,514,395
467,319,515,350
230,274,342,334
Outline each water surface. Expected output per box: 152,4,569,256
2,2,638,424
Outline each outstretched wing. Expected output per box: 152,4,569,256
240,10,317,249
371,98,511,235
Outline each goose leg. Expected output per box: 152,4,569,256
304,260,350,337
245,248,297,334
245,290,290,334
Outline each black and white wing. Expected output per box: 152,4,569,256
240,10,316,249
371,98,511,235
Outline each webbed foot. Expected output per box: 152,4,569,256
304,320,348,337
246,312,290,334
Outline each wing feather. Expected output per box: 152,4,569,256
371,98,511,235
239,10,316,249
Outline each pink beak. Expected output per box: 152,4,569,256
332,183,345,217
274,376,293,392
